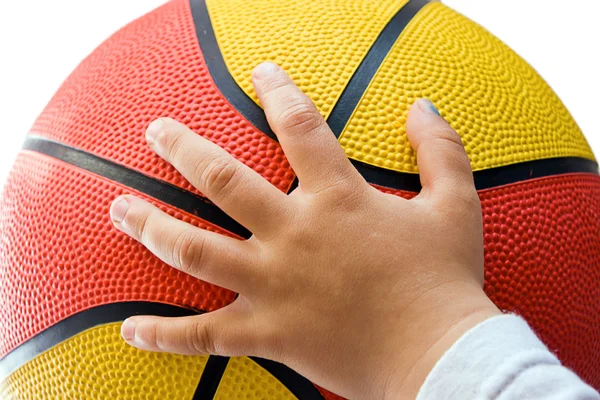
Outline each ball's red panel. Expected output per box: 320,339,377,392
0,151,236,357
370,183,416,199
479,174,600,387
3,146,599,390
2,0,597,396
316,386,347,400
380,175,600,388
30,0,295,195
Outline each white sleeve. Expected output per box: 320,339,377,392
416,314,599,400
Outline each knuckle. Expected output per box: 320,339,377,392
463,190,483,213
276,98,323,136
159,127,187,161
134,209,153,243
429,123,461,141
454,186,480,209
428,129,465,152
260,74,290,96
153,324,166,351
187,319,217,355
332,180,366,207
422,122,465,150
313,176,365,209
199,156,240,199
172,230,206,275
437,185,481,216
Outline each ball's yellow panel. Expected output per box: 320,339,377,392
338,2,595,173
0,323,208,400
214,357,298,399
206,0,409,118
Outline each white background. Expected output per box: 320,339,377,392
0,1,598,185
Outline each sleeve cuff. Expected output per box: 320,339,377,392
416,313,556,400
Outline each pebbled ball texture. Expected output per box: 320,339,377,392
207,0,408,118
0,323,209,399
479,175,600,383
31,0,295,195
338,2,594,173
0,152,236,357
1,321,340,400
1,0,599,397
214,358,296,399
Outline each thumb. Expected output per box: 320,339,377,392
405,99,475,201
120,303,258,357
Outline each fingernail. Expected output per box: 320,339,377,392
121,318,136,342
110,197,130,224
146,119,164,146
253,62,280,79
420,99,441,116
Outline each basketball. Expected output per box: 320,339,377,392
1,0,598,398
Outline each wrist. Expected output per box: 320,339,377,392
383,284,501,400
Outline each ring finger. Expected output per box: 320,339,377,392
110,195,259,293
146,117,289,237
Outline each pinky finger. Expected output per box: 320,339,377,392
120,301,260,357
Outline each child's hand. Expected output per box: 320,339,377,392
110,63,500,399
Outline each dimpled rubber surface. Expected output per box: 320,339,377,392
0,323,208,399
479,174,600,387
370,183,416,200
315,386,346,400
206,0,408,118
339,2,595,173
378,175,600,388
0,151,236,357
31,0,294,194
214,357,297,399
3,0,600,397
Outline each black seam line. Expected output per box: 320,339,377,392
175,0,597,193
0,302,324,400
352,156,599,192
23,134,599,204
287,176,299,194
0,302,200,383
190,0,276,141
473,157,599,190
23,135,251,239
193,356,229,400
250,357,326,400
327,0,432,137
190,0,432,143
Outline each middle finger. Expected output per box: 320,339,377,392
146,117,289,237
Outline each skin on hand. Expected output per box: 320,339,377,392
109,62,500,400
